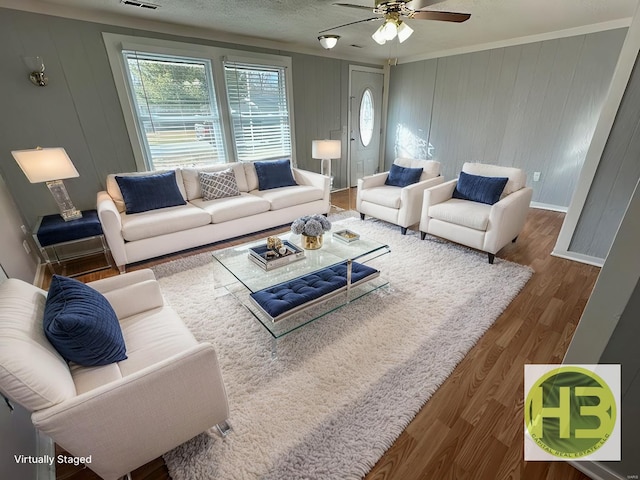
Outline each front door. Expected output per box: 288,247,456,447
349,67,384,187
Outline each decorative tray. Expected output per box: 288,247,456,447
332,229,360,243
249,240,305,271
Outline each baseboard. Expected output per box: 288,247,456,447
530,202,568,212
36,431,55,480
568,460,626,480
551,249,605,267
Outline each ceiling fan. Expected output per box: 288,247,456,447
318,0,471,47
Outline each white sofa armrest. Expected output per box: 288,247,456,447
32,343,228,480
293,168,330,212
484,187,533,254
397,176,446,228
97,191,126,270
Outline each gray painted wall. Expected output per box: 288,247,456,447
386,29,627,209
570,52,640,258
0,173,38,283
599,278,640,478
0,7,371,229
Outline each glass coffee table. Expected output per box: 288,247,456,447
212,228,390,356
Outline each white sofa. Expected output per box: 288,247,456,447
97,162,330,272
0,269,229,480
356,158,444,234
419,162,533,263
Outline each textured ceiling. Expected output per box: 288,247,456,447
6,0,639,62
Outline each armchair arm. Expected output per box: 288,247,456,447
419,179,458,232
484,187,533,254
97,191,126,269
356,172,388,211
32,343,229,480
397,176,446,228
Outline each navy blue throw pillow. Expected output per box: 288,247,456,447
115,171,186,214
385,164,423,187
254,159,297,190
452,171,509,205
43,275,127,366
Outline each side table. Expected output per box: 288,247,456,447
34,210,113,277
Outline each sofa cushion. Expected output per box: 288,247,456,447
181,163,249,199
191,193,271,223
0,279,76,411
462,162,525,196
394,158,440,181
385,164,423,187
199,169,240,200
453,171,508,205
429,198,492,231
108,170,187,214
121,203,211,242
44,275,127,367
254,159,297,190
360,185,402,209
250,185,324,211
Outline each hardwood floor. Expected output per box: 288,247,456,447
54,189,598,480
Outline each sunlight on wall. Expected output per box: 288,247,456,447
394,124,435,159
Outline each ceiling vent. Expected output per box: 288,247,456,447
120,0,159,9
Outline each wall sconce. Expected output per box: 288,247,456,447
318,35,340,50
23,56,48,86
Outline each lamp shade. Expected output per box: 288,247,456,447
312,140,341,160
11,147,79,183
318,35,340,49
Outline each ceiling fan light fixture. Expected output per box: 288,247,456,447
382,20,398,41
372,24,387,45
397,21,413,43
318,35,340,49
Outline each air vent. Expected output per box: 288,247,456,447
350,44,363,48
120,0,159,9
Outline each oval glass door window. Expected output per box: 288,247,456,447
359,88,374,147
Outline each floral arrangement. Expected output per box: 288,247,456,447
291,214,331,237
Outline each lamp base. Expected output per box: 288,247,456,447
46,180,82,222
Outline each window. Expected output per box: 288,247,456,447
105,34,296,170
224,61,291,161
359,88,374,147
123,51,226,170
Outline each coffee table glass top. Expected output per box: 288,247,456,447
212,229,389,293
212,228,390,342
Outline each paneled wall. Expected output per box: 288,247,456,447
0,7,371,229
570,53,640,258
386,29,627,209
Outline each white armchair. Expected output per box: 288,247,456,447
357,158,445,234
419,162,533,263
0,270,229,480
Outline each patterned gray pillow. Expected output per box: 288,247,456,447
199,169,240,201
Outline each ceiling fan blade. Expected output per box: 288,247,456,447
411,10,471,22
319,16,381,34
406,0,447,10
333,3,375,12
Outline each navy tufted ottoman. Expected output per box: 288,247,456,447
250,261,379,321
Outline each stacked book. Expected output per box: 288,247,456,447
248,240,305,271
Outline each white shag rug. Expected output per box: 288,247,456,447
156,216,533,480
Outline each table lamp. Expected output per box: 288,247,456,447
312,139,341,188
11,147,82,221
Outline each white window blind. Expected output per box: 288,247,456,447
224,61,292,162
123,51,226,170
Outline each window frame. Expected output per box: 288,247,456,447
103,33,296,171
